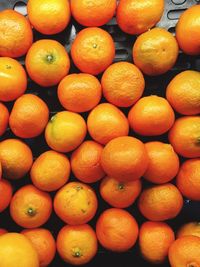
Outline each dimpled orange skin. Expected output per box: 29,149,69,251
168,116,200,158
0,103,9,137
0,229,7,236
0,57,27,102
0,139,33,180
100,176,142,208
139,221,175,264
177,222,200,239
54,182,98,225
0,10,33,58
9,94,49,139
133,28,179,76
71,0,116,27
101,62,145,107
176,5,200,56
138,183,183,221
144,141,180,184
96,208,139,252
10,185,52,229
128,95,175,136
57,224,98,266
117,0,164,35
0,179,12,212
27,0,71,35
87,103,129,145
25,39,70,87
101,136,149,182
58,73,102,113
71,27,115,75
71,141,105,184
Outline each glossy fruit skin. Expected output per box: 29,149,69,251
0,103,9,136
0,179,12,212
177,222,200,239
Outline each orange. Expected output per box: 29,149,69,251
10,185,52,228
144,141,180,184
31,150,70,192
0,233,39,267
0,103,9,136
101,62,145,107
57,224,97,265
71,140,105,183
9,94,49,138
22,228,56,267
0,229,7,236
0,160,1,179
101,136,149,182
177,222,200,239
87,103,129,145
133,28,179,76
0,179,12,212
0,10,33,58
117,0,164,35
139,221,175,264
128,95,175,136
27,0,71,35
176,5,200,55
0,139,33,180
168,116,200,158
176,158,200,201
54,182,98,225
168,236,200,267
100,176,142,208
166,70,200,115
71,0,116,27
96,208,138,252
58,73,102,113
45,111,87,153
25,39,70,87
138,183,183,221
71,27,115,75
0,57,27,102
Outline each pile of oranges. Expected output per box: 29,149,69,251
0,0,200,266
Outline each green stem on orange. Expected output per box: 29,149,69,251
118,183,125,190
26,207,37,217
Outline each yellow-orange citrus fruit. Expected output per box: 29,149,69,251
0,103,9,136
177,222,200,239
0,179,12,212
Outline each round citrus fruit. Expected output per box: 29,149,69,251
0,229,7,236
0,103,9,136
0,179,12,212
177,222,200,239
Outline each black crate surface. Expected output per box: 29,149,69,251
0,1,200,267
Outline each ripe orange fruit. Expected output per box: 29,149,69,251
58,73,102,113
87,103,129,145
133,28,179,76
176,5,200,55
0,179,12,212
101,136,149,182
169,116,200,158
71,27,115,75
27,0,71,35
139,221,175,264
0,233,39,267
57,224,98,265
96,208,138,252
0,57,27,102
176,159,200,201
45,111,87,153
138,183,183,221
177,222,200,239
0,161,1,179
25,39,70,87
0,103,9,136
71,0,116,27
22,228,56,267
10,185,52,228
71,140,105,183
168,236,200,267
100,176,142,208
101,62,145,107
9,94,49,138
117,0,164,35
0,139,33,180
144,141,180,184
128,95,175,136
0,229,7,236
166,70,200,115
54,182,98,225
0,10,33,58
31,150,70,192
